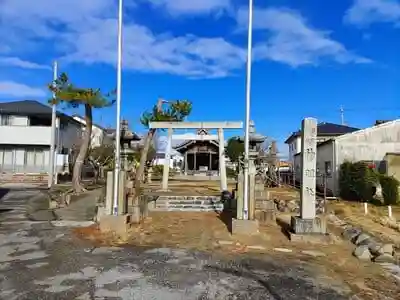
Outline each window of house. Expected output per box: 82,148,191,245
324,161,332,177
0,115,10,125
25,148,46,169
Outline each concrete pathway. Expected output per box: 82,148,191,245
0,188,358,299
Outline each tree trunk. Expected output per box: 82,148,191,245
134,98,163,197
72,104,93,193
134,129,155,196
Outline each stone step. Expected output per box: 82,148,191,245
154,200,223,206
157,196,220,201
152,206,223,212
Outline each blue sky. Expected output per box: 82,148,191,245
1,0,400,158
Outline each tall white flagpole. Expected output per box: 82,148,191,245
243,0,254,220
113,0,123,215
48,61,58,189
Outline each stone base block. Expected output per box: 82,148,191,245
289,232,334,244
128,206,141,223
231,219,259,235
291,216,327,234
99,214,130,236
257,210,276,224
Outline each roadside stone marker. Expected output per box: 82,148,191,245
300,117,317,219
290,118,328,239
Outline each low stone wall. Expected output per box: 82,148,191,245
0,173,48,183
328,214,398,264
149,195,224,212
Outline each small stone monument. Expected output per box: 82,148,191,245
290,118,327,241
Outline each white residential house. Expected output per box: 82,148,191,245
72,115,114,148
285,122,359,168
153,151,184,170
0,100,84,182
294,119,400,196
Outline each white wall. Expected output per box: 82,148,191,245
0,126,54,145
153,155,183,169
315,141,335,192
72,116,105,148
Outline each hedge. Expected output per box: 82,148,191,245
339,161,379,202
379,174,400,205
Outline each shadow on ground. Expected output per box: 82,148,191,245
0,188,9,201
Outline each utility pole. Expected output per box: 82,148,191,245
340,105,345,125
48,61,58,189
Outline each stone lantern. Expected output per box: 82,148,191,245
237,120,266,158
119,120,141,171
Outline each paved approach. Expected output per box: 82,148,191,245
0,188,354,300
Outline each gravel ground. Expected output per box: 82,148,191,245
0,188,357,299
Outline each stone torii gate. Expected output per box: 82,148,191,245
149,121,243,192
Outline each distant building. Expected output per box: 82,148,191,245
0,100,84,182
174,129,222,176
285,122,359,167
293,120,400,195
72,115,114,148
153,152,183,170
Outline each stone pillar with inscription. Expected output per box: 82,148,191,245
290,118,327,239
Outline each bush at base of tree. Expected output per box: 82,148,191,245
379,174,400,205
339,161,379,202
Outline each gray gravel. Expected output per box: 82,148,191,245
0,188,355,299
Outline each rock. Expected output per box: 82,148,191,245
273,248,293,253
217,240,234,245
247,245,266,250
381,244,394,255
368,242,384,256
354,233,370,245
379,216,390,226
287,200,299,212
301,250,326,257
374,253,395,263
353,245,372,261
342,227,361,241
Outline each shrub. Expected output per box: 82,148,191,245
226,167,236,179
339,161,379,202
379,174,400,205
151,165,175,177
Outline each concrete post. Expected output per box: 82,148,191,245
161,128,172,191
248,159,256,220
117,170,126,215
218,128,227,191
236,170,244,220
105,171,114,215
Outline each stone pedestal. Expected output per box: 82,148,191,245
290,216,327,234
99,214,130,236
231,219,259,235
289,216,331,243
128,205,141,223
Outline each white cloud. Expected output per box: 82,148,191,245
0,0,244,78
0,57,51,70
62,19,245,78
344,0,400,26
0,81,47,98
144,0,231,16
237,7,371,67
